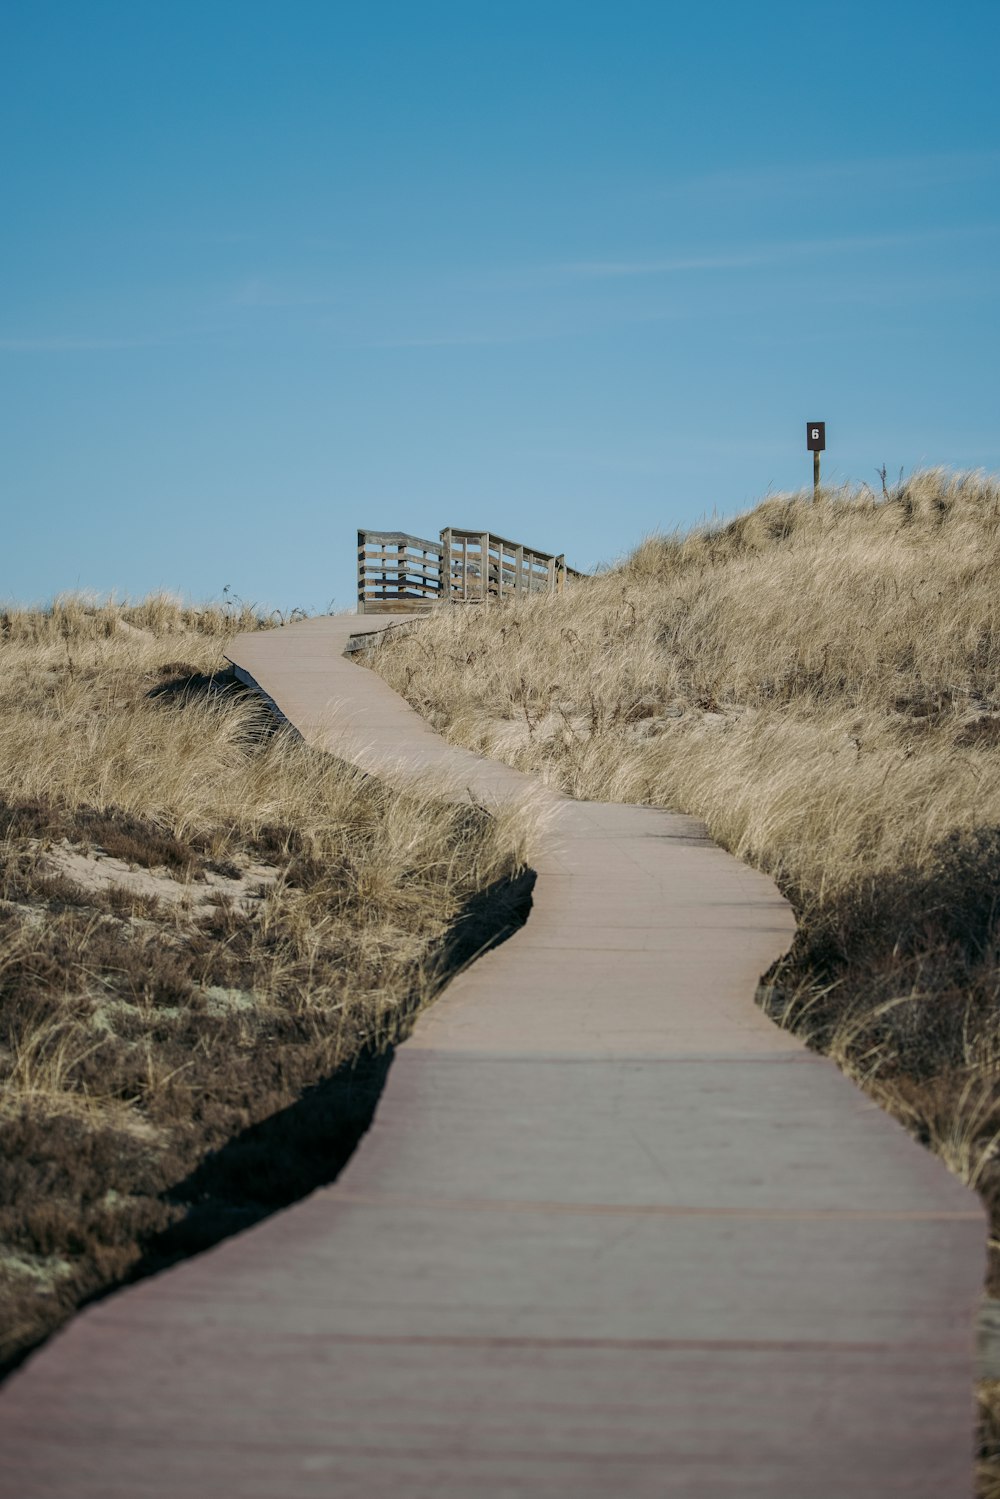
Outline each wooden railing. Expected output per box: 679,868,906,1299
357,527,585,613
356,531,444,614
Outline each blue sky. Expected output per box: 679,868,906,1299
2,0,998,612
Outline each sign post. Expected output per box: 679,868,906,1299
806,421,825,499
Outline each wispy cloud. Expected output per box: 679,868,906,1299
230,276,340,309
364,329,557,349
565,251,771,278
663,149,1000,201
561,225,1000,279
152,229,261,247
0,335,157,352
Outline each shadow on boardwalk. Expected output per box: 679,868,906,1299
144,866,536,1268
1,867,534,1385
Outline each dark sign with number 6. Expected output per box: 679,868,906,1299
806,422,826,452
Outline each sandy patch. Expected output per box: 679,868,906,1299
42,843,280,914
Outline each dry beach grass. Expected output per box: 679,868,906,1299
0,594,533,1371
366,468,1000,1490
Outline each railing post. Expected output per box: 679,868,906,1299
514,544,524,594
556,554,566,595
441,528,452,604
357,530,366,614
481,532,490,604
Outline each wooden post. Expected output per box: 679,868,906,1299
357,530,366,615
556,554,566,595
807,422,825,501
481,532,490,604
441,528,452,605
546,556,555,593
514,544,524,593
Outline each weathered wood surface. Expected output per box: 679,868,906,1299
356,530,445,554
0,613,985,1498
358,526,585,610
357,530,446,612
443,526,587,577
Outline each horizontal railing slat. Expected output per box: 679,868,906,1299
357,524,585,612
358,531,444,554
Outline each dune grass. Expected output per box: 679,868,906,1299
366,468,1000,1491
0,594,534,1372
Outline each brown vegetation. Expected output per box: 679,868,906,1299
366,468,1000,1493
0,594,533,1373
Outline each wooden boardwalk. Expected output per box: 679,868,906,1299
0,614,985,1497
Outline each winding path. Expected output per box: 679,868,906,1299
0,614,985,1497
